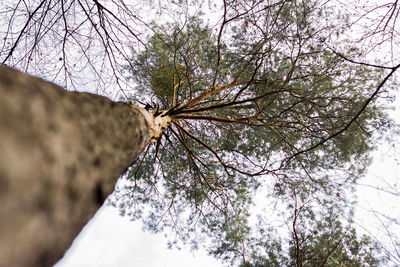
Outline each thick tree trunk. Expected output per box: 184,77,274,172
0,65,152,267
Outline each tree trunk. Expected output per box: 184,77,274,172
0,65,152,267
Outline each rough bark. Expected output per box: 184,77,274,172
0,65,152,267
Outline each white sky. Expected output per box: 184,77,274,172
55,75,400,267
55,124,400,267
58,1,400,265
55,96,400,267
56,205,222,267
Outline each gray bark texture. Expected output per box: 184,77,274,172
0,65,152,267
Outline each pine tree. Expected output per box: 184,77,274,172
1,0,399,266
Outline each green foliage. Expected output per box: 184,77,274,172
239,196,387,267
115,0,394,265
128,19,219,108
150,61,183,104
285,207,384,267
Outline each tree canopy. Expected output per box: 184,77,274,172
1,0,399,266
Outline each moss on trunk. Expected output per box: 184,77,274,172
0,65,151,267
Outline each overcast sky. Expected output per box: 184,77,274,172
56,205,222,267
55,137,400,267
55,90,400,267
56,103,400,267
